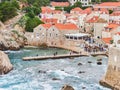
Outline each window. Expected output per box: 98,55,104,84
36,33,39,38
85,3,87,5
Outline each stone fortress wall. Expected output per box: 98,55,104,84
100,47,120,90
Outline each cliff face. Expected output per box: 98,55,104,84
0,30,26,50
0,51,13,74
100,47,120,90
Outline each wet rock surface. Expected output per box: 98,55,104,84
0,51,13,74
61,85,74,90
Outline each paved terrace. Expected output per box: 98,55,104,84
23,45,108,61
23,53,88,61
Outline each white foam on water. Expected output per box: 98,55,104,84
48,70,71,79
0,88,6,90
42,83,52,90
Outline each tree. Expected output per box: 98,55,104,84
64,1,82,13
23,6,41,15
0,1,18,22
109,10,113,14
25,17,43,32
11,0,20,9
73,1,82,8
55,6,63,11
50,0,68,2
110,40,113,44
26,11,35,18
64,6,73,13
27,0,50,7
32,6,41,15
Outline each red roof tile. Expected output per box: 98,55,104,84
87,16,99,23
55,23,79,30
97,2,120,7
116,32,120,35
93,8,109,14
110,11,120,16
51,2,69,7
41,24,52,29
102,38,112,44
105,24,119,29
80,7,92,14
42,18,58,24
71,7,82,12
41,7,52,14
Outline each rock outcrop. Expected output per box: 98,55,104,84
0,30,26,50
0,51,13,74
100,47,120,89
61,85,74,90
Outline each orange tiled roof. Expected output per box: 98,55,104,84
80,7,92,14
55,23,79,30
110,11,120,16
97,2,120,7
68,17,78,21
102,38,112,44
105,23,119,29
51,10,62,14
87,16,99,23
41,24,52,29
71,7,82,12
116,32,120,35
93,8,109,14
65,13,72,17
41,7,52,14
42,8,62,14
51,2,69,7
42,18,58,24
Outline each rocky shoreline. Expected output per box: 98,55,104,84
0,51,13,74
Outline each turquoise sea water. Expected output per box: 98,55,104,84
0,48,111,90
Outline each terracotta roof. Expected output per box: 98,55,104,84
116,32,120,35
87,16,99,23
105,24,119,29
71,7,82,12
41,7,52,13
68,17,78,21
97,2,120,7
42,18,58,24
110,11,120,16
80,7,92,14
51,2,69,7
51,10,62,14
65,13,72,17
102,38,112,44
93,8,109,14
41,24,52,29
55,23,79,30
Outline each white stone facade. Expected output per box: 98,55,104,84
68,0,91,7
34,25,47,45
94,23,107,38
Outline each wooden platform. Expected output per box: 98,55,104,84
23,54,88,61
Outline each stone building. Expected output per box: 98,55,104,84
68,0,92,7
33,23,79,47
100,47,120,89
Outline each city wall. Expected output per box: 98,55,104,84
100,47,120,90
